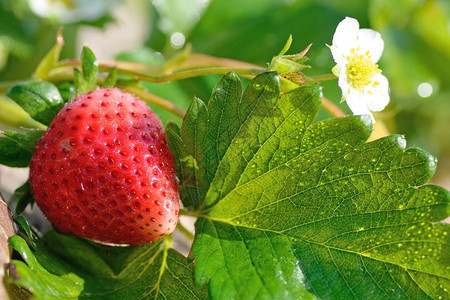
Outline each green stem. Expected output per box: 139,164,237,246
163,233,174,248
176,221,195,241
124,66,264,83
48,63,265,84
118,84,186,119
322,96,346,118
311,73,337,81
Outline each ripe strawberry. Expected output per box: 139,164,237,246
29,87,179,246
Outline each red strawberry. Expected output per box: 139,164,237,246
29,87,179,246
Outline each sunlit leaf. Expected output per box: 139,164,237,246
170,72,450,299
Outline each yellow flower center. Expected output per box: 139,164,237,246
346,49,381,91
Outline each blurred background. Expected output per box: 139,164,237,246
0,0,449,206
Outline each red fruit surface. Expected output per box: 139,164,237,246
29,88,179,246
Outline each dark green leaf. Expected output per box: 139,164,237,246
0,127,44,167
172,73,450,299
3,128,45,152
11,181,34,215
7,232,207,299
74,46,98,95
57,82,75,102
0,137,33,167
14,216,37,248
7,81,65,126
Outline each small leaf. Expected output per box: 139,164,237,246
7,81,65,126
74,46,98,96
276,34,293,56
3,128,45,152
0,128,45,167
0,137,33,167
102,66,118,88
11,181,34,215
73,68,85,95
82,46,98,86
34,28,64,80
14,216,37,249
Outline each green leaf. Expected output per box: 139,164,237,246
74,46,98,96
11,180,34,215
0,127,44,167
33,29,64,80
3,128,45,152
7,235,84,299
57,81,75,102
14,216,35,244
102,66,118,88
276,34,293,57
0,138,32,167
7,81,65,126
171,73,450,299
7,232,207,299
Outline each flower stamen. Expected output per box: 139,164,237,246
345,52,381,91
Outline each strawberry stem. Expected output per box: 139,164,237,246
176,221,195,241
46,63,265,84
111,66,265,83
118,84,186,119
311,73,338,81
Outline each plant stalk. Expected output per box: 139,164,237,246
322,96,346,117
311,73,337,81
176,222,195,241
118,84,186,119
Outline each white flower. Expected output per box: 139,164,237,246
330,17,390,122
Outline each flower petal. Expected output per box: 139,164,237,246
346,89,375,122
337,69,351,99
366,74,390,111
330,45,346,66
331,17,359,64
357,29,384,63
332,17,359,47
